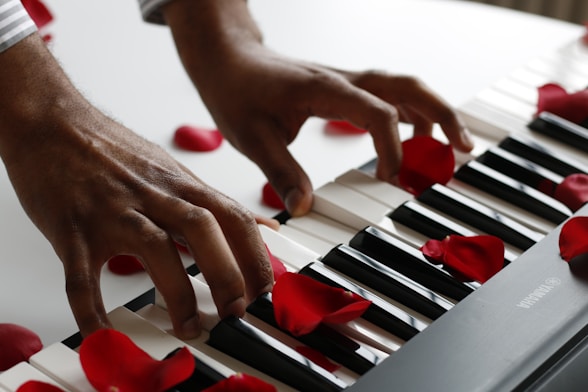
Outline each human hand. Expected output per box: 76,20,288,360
0,34,273,339
164,0,474,216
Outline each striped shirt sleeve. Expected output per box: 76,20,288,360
138,0,173,25
0,0,36,53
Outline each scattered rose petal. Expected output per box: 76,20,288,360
583,23,588,46
325,120,368,135
79,329,195,392
107,255,145,275
16,381,64,392
559,216,588,262
536,83,588,124
265,244,287,281
398,136,455,195
421,235,504,283
22,0,53,29
262,182,285,210
174,125,223,152
295,346,341,372
202,373,277,392
554,174,588,212
272,272,371,336
0,323,43,371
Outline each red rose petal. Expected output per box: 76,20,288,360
265,244,287,281
324,120,368,135
174,125,223,152
16,381,64,392
0,323,43,371
21,0,53,29
262,182,285,210
107,255,145,275
537,83,588,124
421,235,504,283
79,329,195,392
559,216,588,262
203,373,277,392
295,346,341,372
399,136,455,195
272,272,371,336
583,23,588,46
554,174,588,212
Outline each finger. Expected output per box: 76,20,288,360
60,239,110,338
212,204,274,302
242,128,314,216
119,212,200,339
397,106,434,138
147,193,252,319
350,73,474,152
298,72,403,183
174,188,274,304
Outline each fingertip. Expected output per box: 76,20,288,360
219,296,247,320
284,187,313,217
459,127,475,151
177,314,202,340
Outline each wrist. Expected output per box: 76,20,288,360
163,0,263,87
0,34,93,165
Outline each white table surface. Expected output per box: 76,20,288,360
0,0,582,345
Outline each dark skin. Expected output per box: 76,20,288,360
163,0,474,215
0,0,473,340
0,34,274,339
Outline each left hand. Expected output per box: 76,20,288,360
164,0,474,216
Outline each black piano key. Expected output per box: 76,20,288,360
528,111,588,151
477,147,563,194
207,316,347,392
349,226,478,302
321,245,453,320
498,134,588,177
454,160,571,224
247,293,381,375
298,262,426,341
417,184,542,250
165,349,226,391
388,200,515,266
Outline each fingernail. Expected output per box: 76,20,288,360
180,315,201,339
284,188,312,217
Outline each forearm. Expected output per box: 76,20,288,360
0,34,92,167
162,0,263,91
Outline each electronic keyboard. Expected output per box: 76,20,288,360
2,33,588,392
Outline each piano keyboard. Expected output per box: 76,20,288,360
3,35,588,392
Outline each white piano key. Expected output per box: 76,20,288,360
110,305,300,392
277,224,336,255
459,97,588,167
258,224,320,271
0,362,65,392
335,169,413,208
334,169,526,257
286,212,357,248
493,77,537,105
476,88,535,122
446,178,555,234
526,55,588,81
312,182,429,248
28,343,94,392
